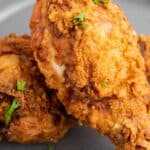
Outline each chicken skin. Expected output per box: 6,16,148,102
0,34,74,143
30,0,150,149
139,35,150,80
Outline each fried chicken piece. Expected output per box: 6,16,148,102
0,34,74,143
30,0,150,149
138,35,150,80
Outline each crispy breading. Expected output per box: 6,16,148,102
0,34,74,143
30,0,150,149
139,35,150,80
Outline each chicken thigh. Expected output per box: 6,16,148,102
31,0,150,149
0,34,74,143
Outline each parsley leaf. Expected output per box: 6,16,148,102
48,143,54,150
93,0,109,4
79,22,88,29
101,81,108,88
17,80,26,91
73,12,85,23
5,99,20,126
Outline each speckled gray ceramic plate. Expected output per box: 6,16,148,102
0,0,150,150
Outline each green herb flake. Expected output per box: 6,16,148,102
48,143,54,150
101,81,108,88
17,80,26,91
93,0,109,4
73,12,86,23
5,99,20,126
93,0,100,4
79,22,88,29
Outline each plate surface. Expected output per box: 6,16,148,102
0,0,149,150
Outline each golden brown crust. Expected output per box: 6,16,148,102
0,34,74,143
31,0,150,149
138,35,150,81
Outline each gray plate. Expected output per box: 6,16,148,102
0,0,150,150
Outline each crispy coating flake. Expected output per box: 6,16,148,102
138,35,150,80
30,0,150,149
0,34,74,143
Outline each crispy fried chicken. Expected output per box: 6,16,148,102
30,0,150,149
139,35,150,80
0,34,74,143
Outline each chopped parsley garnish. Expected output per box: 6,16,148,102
17,80,26,91
5,99,20,126
79,22,88,29
73,12,86,23
48,143,54,150
93,0,109,4
101,81,108,88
